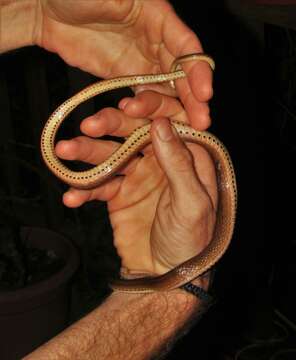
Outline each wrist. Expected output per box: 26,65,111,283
118,268,212,306
0,0,38,53
120,266,211,294
110,288,200,323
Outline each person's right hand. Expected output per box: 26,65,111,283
35,0,213,129
55,91,217,278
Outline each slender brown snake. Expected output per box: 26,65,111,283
41,54,237,293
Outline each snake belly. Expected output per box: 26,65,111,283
41,63,237,294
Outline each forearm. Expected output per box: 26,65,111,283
0,0,37,53
24,289,206,360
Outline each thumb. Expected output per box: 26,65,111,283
151,117,205,207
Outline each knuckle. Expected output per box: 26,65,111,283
200,84,213,101
172,148,193,173
97,107,115,118
75,136,96,162
75,136,88,151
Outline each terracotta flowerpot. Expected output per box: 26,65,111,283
0,227,79,360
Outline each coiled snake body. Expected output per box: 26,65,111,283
41,54,237,293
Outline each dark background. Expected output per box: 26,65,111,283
0,1,295,359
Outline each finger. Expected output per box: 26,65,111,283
55,136,121,164
161,9,213,129
151,117,209,211
175,59,214,103
119,90,188,123
55,136,140,175
187,143,218,211
175,63,213,130
81,107,149,138
180,95,211,130
63,176,124,208
132,83,177,99
163,8,213,99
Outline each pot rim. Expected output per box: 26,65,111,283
0,227,79,305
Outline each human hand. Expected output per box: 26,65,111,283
55,91,217,277
35,0,213,129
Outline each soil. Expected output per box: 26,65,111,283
0,225,65,291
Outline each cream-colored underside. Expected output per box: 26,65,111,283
40,54,237,293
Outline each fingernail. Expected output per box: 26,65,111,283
156,118,176,142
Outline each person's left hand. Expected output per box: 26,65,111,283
55,91,217,276
35,0,213,129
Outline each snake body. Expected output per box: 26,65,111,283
41,54,237,293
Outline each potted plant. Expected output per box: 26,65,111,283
0,220,79,360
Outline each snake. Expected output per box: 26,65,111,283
41,54,237,293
